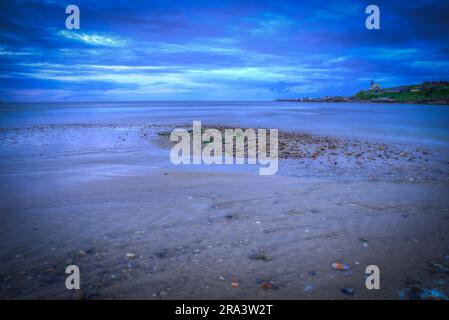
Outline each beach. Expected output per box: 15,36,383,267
1,102,449,299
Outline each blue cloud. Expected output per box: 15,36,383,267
0,0,448,101
58,30,126,47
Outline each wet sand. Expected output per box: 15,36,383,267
0,124,448,299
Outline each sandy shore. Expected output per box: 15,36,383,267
0,124,448,299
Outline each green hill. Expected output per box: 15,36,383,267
354,83,449,103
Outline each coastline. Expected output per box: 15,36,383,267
276,99,449,105
276,81,449,105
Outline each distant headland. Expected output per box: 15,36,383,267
277,80,449,105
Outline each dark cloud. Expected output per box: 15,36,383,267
0,0,448,101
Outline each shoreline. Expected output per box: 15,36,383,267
2,122,449,182
276,99,449,105
155,123,449,183
0,122,448,299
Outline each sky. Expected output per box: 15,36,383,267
0,0,448,102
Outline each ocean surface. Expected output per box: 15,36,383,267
1,101,449,146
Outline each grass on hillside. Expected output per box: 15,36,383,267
354,85,449,101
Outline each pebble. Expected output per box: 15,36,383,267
341,288,355,296
303,284,314,292
332,262,350,271
260,281,274,290
248,250,272,261
73,289,85,300
159,290,168,297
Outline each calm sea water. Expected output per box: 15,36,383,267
1,101,449,146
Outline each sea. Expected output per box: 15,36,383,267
1,101,449,147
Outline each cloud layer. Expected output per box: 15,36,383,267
0,0,448,101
